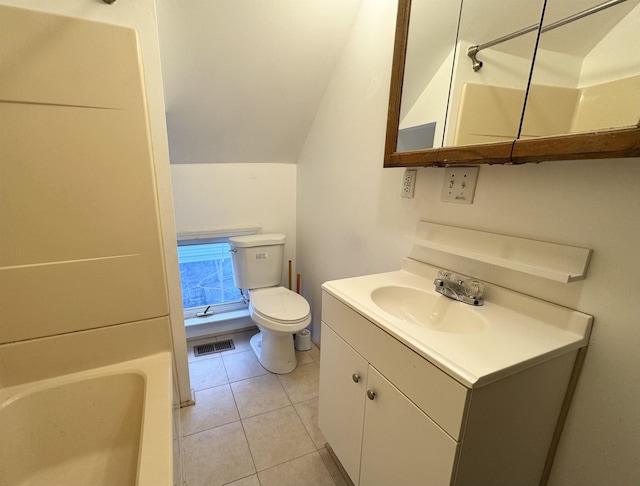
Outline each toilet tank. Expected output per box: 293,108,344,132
228,234,286,290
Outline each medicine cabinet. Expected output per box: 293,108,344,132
384,0,640,167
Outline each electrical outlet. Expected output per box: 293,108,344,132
441,167,479,204
401,169,417,198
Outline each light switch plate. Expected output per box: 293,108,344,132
441,167,479,204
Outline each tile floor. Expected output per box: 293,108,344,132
181,329,349,486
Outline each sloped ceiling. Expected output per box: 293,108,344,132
156,0,362,164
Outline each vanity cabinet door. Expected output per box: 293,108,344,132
318,322,368,485
360,367,459,486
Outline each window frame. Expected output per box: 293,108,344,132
176,228,259,320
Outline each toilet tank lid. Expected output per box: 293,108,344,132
229,233,286,248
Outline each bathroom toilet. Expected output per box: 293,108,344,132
229,234,311,374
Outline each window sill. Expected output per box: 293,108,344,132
184,308,254,340
185,308,250,327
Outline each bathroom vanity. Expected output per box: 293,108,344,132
318,259,592,486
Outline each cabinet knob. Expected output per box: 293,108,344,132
367,390,376,400
352,373,360,383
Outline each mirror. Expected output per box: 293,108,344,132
445,0,544,147
384,0,640,167
397,0,462,152
520,0,640,139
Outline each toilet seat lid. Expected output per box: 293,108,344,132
250,287,310,322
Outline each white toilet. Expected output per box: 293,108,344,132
229,234,311,374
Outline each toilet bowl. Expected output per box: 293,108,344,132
228,234,312,374
248,287,311,374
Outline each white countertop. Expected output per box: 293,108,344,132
322,259,593,388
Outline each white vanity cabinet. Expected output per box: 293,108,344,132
359,363,459,486
319,324,458,485
318,291,581,486
318,323,368,483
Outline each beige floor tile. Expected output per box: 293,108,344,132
224,474,261,486
181,384,240,436
216,328,259,356
189,356,229,391
295,348,316,366
294,397,327,449
258,451,336,486
182,339,328,485
308,343,321,364
242,406,316,471
223,349,270,382
318,448,350,486
231,374,291,419
278,362,320,404
183,422,255,486
225,474,260,486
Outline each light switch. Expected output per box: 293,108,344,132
441,167,478,204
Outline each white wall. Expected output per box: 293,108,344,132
171,163,298,281
297,1,640,485
0,0,191,404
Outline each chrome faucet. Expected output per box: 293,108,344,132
433,270,484,306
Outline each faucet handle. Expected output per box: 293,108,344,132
462,279,484,299
437,270,456,282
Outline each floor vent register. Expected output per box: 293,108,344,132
194,339,235,357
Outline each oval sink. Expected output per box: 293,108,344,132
370,286,486,334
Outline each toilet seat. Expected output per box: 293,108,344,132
249,287,311,333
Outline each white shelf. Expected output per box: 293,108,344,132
411,222,592,283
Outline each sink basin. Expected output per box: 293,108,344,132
370,286,486,334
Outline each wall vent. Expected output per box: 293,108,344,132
194,339,235,357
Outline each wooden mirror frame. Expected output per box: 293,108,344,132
384,0,640,168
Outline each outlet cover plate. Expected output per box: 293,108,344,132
401,169,417,198
441,167,479,204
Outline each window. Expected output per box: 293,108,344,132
177,237,247,319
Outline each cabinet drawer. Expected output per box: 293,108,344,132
322,291,469,440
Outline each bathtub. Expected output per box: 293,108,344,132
0,352,173,486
